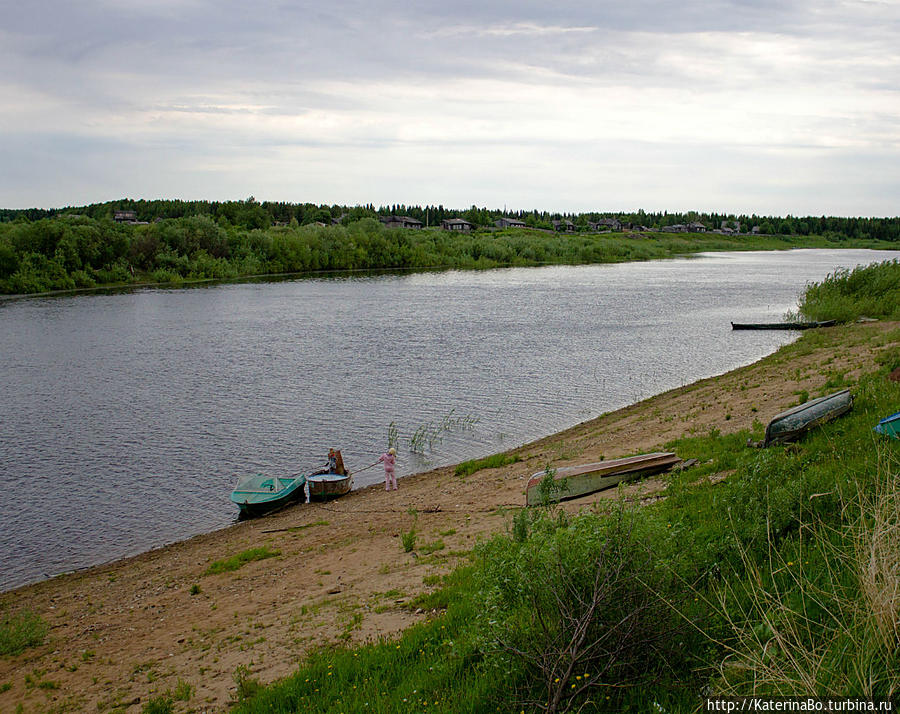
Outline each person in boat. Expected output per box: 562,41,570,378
378,448,397,491
327,448,337,472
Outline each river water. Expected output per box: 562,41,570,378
0,249,894,591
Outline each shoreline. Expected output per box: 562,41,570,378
2,320,897,712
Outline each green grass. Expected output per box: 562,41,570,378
0,609,48,657
454,453,522,477
797,259,900,322
203,546,280,576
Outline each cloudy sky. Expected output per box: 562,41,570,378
2,0,899,215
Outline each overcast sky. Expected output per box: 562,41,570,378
2,0,899,215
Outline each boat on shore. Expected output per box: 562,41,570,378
762,389,853,447
307,471,353,500
731,320,836,330
525,452,681,506
230,473,307,518
874,411,900,440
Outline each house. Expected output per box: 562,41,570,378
494,217,526,229
660,224,687,233
552,219,576,233
589,218,622,232
114,210,138,223
381,215,423,229
441,218,473,231
687,221,707,233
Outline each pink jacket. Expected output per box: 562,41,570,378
378,452,396,471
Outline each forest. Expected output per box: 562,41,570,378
0,198,897,295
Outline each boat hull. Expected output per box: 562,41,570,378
874,411,900,440
763,389,852,447
525,452,680,506
230,474,307,518
307,472,353,500
731,320,836,330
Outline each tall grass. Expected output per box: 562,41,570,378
797,259,900,322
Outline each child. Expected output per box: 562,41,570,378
378,448,397,491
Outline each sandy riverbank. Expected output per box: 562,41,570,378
2,320,896,713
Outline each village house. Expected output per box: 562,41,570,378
441,218,473,231
552,219,576,233
589,218,622,231
381,215,423,229
494,217,526,229
113,210,138,223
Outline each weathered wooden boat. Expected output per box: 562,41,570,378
230,473,307,518
762,389,852,446
307,471,353,500
874,411,900,440
731,320,836,331
525,452,681,506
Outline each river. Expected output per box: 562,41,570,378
0,248,894,591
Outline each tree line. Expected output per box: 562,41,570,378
1,199,897,295
2,198,900,239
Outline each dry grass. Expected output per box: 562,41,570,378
855,450,900,651
713,450,900,698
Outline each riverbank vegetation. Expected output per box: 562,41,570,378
797,259,900,322
230,273,900,711
0,610,47,657
0,199,897,295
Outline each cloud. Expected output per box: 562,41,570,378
1,0,899,213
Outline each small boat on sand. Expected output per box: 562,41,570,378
230,473,307,518
525,452,681,506
731,320,836,331
762,389,852,447
874,411,900,440
308,449,353,500
308,471,353,500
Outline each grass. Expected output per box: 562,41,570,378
454,453,522,477
203,546,281,576
0,609,48,656
796,259,900,322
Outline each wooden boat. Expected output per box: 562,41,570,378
525,452,681,506
307,471,353,500
762,389,852,446
230,473,307,518
731,320,836,331
874,411,900,440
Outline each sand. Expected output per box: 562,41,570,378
1,321,896,713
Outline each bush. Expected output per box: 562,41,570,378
474,509,696,712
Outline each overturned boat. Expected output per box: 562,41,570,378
762,389,853,447
525,452,681,506
874,411,900,440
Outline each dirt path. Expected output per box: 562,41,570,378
2,321,896,713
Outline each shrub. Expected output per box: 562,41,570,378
474,509,695,712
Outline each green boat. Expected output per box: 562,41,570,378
763,389,853,447
230,473,307,518
874,411,900,440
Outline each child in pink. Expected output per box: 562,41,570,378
379,448,397,491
